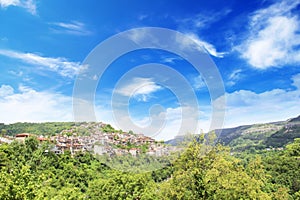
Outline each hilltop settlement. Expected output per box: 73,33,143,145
0,122,175,157
1,115,300,156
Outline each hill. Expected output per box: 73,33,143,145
2,115,300,152
166,115,300,151
0,122,172,157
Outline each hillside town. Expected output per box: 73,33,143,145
0,122,176,157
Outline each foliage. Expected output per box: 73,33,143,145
266,126,300,147
263,138,300,195
0,135,299,199
0,122,76,136
101,124,117,133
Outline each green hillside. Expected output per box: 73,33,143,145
166,115,300,151
217,115,300,151
1,135,300,199
0,116,300,199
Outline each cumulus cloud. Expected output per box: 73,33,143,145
238,0,300,68
115,77,162,102
0,85,14,97
292,73,300,88
215,73,300,127
112,105,203,141
192,75,206,90
0,83,200,141
0,49,87,78
179,33,226,58
0,0,18,7
0,85,73,123
0,84,123,133
0,0,36,15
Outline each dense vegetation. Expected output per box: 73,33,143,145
0,122,78,136
0,135,299,199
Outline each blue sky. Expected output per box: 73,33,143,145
0,0,300,140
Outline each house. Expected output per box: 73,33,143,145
50,146,63,154
114,148,127,156
129,148,139,156
94,145,107,155
15,133,31,143
73,143,84,153
37,137,49,143
146,150,155,156
0,136,13,144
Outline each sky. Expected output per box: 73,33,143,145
0,0,300,140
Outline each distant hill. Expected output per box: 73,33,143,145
2,115,300,151
218,122,284,151
165,135,185,146
166,115,300,151
288,115,300,123
215,125,252,145
265,117,300,148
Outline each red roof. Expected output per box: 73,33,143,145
16,133,31,137
38,138,48,141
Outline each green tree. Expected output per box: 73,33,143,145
285,138,300,157
87,171,155,199
1,129,7,136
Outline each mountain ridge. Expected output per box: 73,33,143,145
166,115,300,150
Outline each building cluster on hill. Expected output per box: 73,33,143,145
0,123,175,157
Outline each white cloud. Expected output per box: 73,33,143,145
92,74,98,81
153,106,200,140
250,0,300,27
228,69,242,80
161,56,183,64
180,33,226,58
138,14,148,21
0,0,36,15
111,105,203,141
126,28,225,58
0,0,18,7
0,85,73,123
292,73,300,89
193,75,206,90
215,73,300,127
115,77,161,102
227,69,242,86
0,49,87,78
126,28,149,44
8,70,23,77
179,9,232,29
0,83,197,141
238,0,300,68
50,21,92,36
0,85,14,97
0,84,122,131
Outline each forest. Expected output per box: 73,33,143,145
0,134,299,199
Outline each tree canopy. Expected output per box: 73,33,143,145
0,136,299,199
